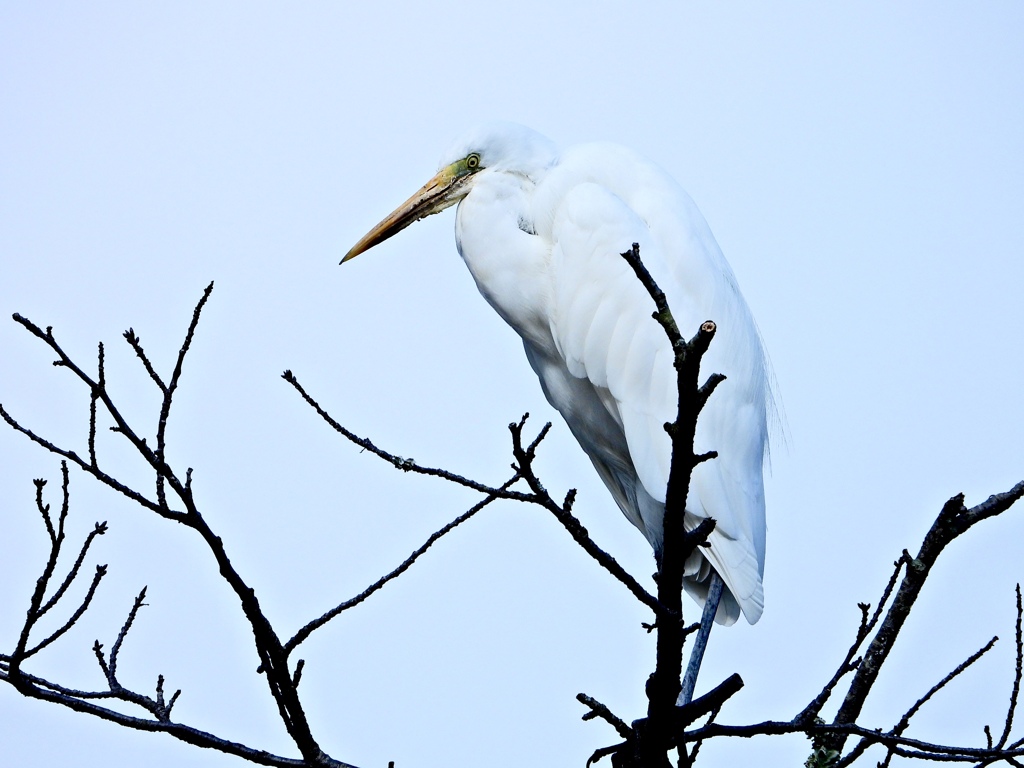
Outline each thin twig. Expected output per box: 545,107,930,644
508,415,665,617
155,281,213,508
110,588,148,681
283,479,518,655
578,693,633,739
873,636,999,768
282,370,535,502
0,403,183,521
825,482,1024,755
35,475,56,544
679,718,1024,761
997,585,1024,750
10,465,103,667
679,700,726,768
796,552,910,724
586,742,628,767
974,586,1024,768
3,313,189,520
92,342,106,467
38,521,108,618
122,327,167,393
0,662,355,768
22,565,107,660
5,297,336,765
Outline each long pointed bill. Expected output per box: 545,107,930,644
342,161,474,263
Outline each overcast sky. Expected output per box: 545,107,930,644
2,4,1023,767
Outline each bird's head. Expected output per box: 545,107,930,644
342,122,556,263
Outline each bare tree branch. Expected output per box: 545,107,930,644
578,693,633,739
796,551,911,725
283,475,522,656
123,327,168,393
283,369,536,501
0,660,352,768
872,637,999,768
3,274,1023,768
2,291,348,766
4,464,109,666
21,564,106,660
618,243,729,766
825,482,1024,756
506,414,667,617
38,521,108,619
155,280,213,508
997,585,1024,750
285,367,668,618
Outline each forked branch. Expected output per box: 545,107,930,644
0,290,352,767
3,273,1023,768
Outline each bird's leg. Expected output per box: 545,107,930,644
678,570,724,706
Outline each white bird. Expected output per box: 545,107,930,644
344,123,770,659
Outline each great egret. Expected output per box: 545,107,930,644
344,123,770,699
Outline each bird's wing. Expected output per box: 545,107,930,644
543,168,767,623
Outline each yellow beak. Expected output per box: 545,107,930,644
342,161,475,264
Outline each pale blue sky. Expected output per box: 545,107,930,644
2,4,1022,766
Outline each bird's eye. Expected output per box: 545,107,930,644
466,153,481,170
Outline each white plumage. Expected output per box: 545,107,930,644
345,123,770,626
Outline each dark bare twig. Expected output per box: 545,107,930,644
284,369,667,619
283,476,521,656
971,586,1024,768
88,342,103,468
3,468,186,733
868,551,915,638
677,718,1024,761
155,280,213,509
578,693,633,739
4,273,1023,768
156,674,182,721
620,242,727,763
38,521,108,618
0,661,350,768
872,637,999,768
123,327,167,393
92,639,111,680
0,318,187,521
506,414,666,617
34,474,58,543
84,589,187,724
2,292,346,766
674,673,744,732
283,369,535,501
21,564,107,660
679,701,724,768
277,395,663,658
620,242,685,348
796,552,910,725
997,585,1024,750
824,482,1024,756
109,587,148,681
664,488,1024,766
6,464,109,667
587,742,628,767
677,681,739,768
8,314,160,467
